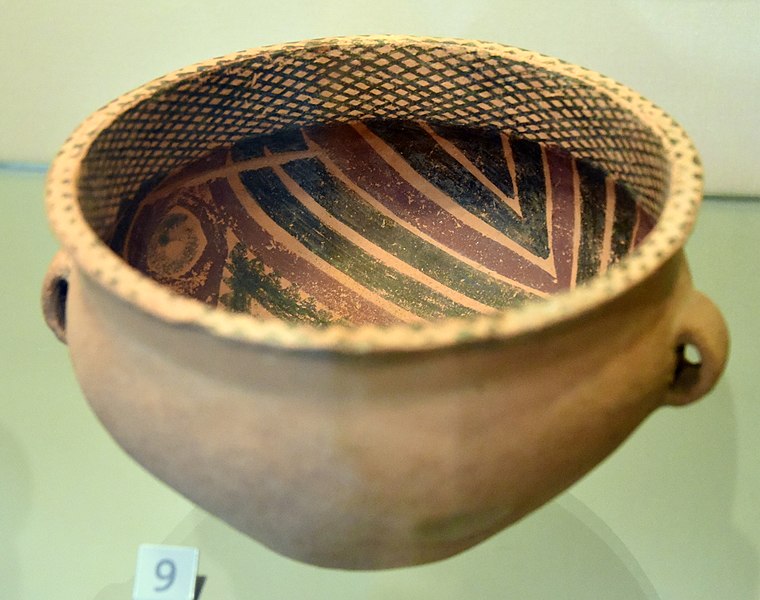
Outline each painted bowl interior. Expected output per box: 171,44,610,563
71,40,672,330
115,120,654,327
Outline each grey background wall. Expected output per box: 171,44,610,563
1,0,758,194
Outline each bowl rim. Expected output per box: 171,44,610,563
45,35,703,353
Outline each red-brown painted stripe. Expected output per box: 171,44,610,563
633,205,656,248
545,150,577,289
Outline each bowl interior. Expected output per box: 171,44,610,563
114,119,654,326
66,39,678,334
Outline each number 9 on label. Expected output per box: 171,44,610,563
133,544,200,600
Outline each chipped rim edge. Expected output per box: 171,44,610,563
45,35,702,354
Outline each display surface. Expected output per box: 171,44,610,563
40,36,727,569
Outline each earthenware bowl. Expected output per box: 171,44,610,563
42,36,728,569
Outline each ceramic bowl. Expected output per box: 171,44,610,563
42,36,728,569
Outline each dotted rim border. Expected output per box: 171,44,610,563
45,35,702,354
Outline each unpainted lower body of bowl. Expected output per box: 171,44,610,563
59,245,712,569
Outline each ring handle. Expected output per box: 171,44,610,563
41,250,71,344
666,290,729,406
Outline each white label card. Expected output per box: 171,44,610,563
133,544,200,600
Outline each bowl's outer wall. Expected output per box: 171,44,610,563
62,247,699,569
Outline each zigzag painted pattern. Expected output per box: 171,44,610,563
119,120,655,326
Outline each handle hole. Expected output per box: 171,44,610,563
51,277,68,333
681,343,702,366
672,342,703,392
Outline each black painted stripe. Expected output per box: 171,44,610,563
239,167,477,320
611,182,637,263
282,157,532,308
232,127,309,161
366,120,549,257
430,123,515,198
510,137,550,256
222,242,337,325
577,161,607,283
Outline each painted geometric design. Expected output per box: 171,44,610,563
80,38,668,244
118,120,655,326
